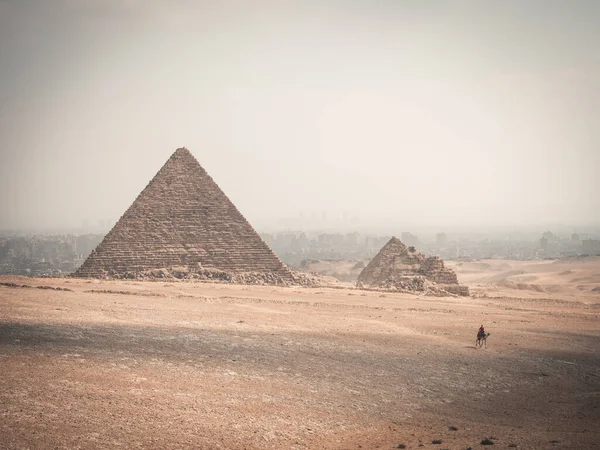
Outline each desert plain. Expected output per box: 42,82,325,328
1,257,599,449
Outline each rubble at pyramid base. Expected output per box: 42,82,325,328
358,275,469,296
82,265,335,288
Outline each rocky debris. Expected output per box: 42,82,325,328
0,282,73,292
83,289,166,297
357,237,469,296
290,271,345,288
86,265,338,288
439,284,470,296
372,275,428,292
73,148,293,284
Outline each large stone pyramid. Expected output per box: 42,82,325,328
357,237,469,296
74,148,293,283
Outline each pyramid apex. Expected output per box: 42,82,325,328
388,236,405,246
174,147,191,155
169,147,197,163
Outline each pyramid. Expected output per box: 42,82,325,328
74,148,293,283
357,237,469,295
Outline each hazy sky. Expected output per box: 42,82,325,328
1,0,599,232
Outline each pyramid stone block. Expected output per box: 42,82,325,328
73,148,293,283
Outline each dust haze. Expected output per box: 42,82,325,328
1,0,599,232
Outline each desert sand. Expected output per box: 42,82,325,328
1,258,599,449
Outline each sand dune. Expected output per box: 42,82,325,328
448,257,600,301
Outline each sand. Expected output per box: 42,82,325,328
1,258,599,449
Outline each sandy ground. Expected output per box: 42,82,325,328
447,257,600,302
1,259,599,449
301,260,367,284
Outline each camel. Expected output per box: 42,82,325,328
476,331,491,348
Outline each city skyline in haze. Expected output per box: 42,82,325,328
1,1,599,232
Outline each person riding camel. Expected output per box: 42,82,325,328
478,325,485,339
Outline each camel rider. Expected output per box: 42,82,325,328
478,325,485,338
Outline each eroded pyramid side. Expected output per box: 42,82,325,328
357,237,469,295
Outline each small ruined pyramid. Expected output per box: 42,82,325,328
74,148,293,283
357,237,469,296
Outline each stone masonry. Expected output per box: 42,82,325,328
73,148,293,283
357,237,469,296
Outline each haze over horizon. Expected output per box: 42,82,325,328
1,1,599,232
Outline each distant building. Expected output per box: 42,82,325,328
436,232,447,246
401,232,419,248
297,234,310,252
582,239,600,254
572,233,580,242
345,232,360,246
